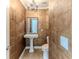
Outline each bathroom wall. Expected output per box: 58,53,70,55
9,0,26,59
26,9,49,46
49,0,72,59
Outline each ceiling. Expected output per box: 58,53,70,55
20,0,48,9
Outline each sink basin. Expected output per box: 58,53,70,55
24,33,38,53
24,33,38,38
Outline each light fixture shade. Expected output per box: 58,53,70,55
20,0,48,9
34,0,47,3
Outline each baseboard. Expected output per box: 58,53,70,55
25,46,42,49
19,47,26,59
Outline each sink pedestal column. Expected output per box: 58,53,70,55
24,34,38,53
29,38,34,53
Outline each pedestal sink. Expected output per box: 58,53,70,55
24,33,38,53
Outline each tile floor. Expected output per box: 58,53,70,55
22,49,43,59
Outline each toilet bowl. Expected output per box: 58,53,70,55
42,36,49,59
42,44,48,51
42,44,48,59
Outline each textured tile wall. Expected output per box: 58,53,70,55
9,0,26,59
26,9,49,46
49,0,72,59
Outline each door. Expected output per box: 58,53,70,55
6,7,10,59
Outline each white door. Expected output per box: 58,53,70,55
6,7,10,59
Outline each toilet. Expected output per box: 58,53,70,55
42,36,49,59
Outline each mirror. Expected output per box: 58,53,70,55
26,17,38,33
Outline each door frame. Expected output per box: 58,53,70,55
6,7,10,59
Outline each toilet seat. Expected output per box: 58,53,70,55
42,44,48,51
